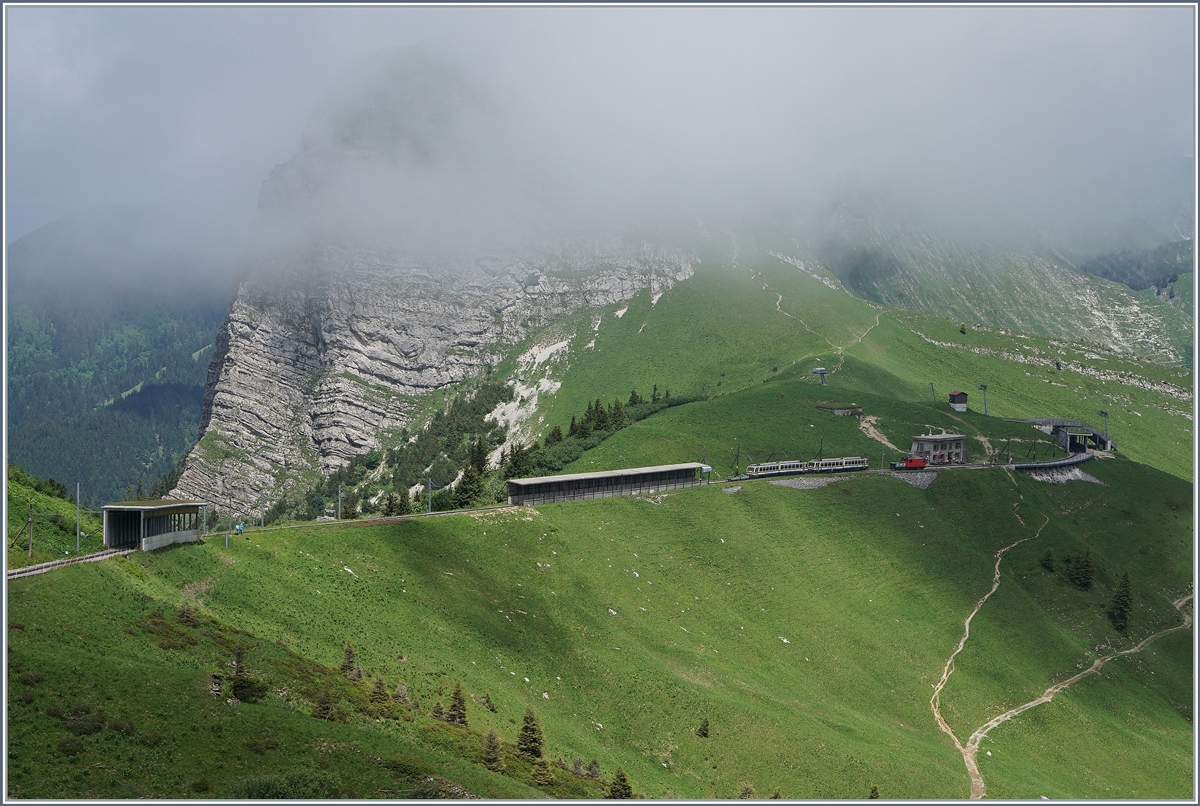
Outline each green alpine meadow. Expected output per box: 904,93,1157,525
6,8,1194,801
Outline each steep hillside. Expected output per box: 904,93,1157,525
8,385,1191,798
512,253,1191,482
6,466,105,569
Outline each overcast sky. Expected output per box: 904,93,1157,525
4,5,1195,249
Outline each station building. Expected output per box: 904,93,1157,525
910,432,967,465
103,499,206,551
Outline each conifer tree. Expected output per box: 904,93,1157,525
447,682,469,725
313,689,333,720
697,718,709,738
370,676,389,704
544,425,564,446
532,756,555,786
607,767,633,798
651,384,660,404
452,464,484,509
573,757,584,776
393,682,410,705
517,707,544,759
396,489,413,516
567,415,580,439
609,398,627,429
628,389,644,406
352,661,364,682
341,643,357,675
591,398,609,431
586,758,601,778
483,730,505,772
869,785,880,799
1110,571,1134,631
1040,548,1055,572
469,437,489,473
432,702,444,720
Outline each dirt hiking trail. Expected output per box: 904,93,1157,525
930,511,1193,798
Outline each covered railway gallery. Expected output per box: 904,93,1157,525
103,499,206,551
507,463,711,506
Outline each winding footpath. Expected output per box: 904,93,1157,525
930,513,1193,798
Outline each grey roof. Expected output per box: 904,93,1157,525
102,499,206,511
911,433,966,441
507,463,705,487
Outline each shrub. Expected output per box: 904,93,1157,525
230,767,343,799
232,676,269,703
140,731,162,747
18,671,44,685
57,737,83,757
243,736,279,754
110,720,135,735
697,718,709,738
191,777,210,793
384,754,437,781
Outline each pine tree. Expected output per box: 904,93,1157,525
544,425,564,446
609,398,627,429
1040,548,1055,572
393,682,410,705
651,384,660,404
586,758,601,778
352,661,364,682
452,464,484,509
607,767,633,799
532,757,555,786
341,643,357,675
135,478,146,500
483,729,505,772
396,489,413,516
567,415,580,439
1110,571,1134,631
517,707,544,759
591,398,609,431
447,682,468,725
370,676,389,703
313,689,333,720
469,437,488,473
628,389,644,406
383,491,401,517
696,718,709,738
869,785,880,799
572,757,584,776
432,702,444,720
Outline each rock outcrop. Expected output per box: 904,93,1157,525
171,237,695,511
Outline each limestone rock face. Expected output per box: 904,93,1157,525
170,237,695,510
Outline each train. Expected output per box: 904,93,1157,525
745,456,870,478
890,457,927,470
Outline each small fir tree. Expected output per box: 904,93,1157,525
393,682,410,706
517,707,544,759
483,730,504,772
607,767,633,799
370,676,389,704
651,384,660,404
628,389,644,406
532,757,555,786
1040,548,1055,572
696,718,709,738
451,464,484,509
1110,571,1134,631
544,425,564,446
352,661,363,682
869,785,880,799
572,757,584,776
341,643,357,675
313,689,333,720
432,702,444,720
447,682,468,725
586,758,601,778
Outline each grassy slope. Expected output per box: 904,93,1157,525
8,411,1191,799
530,251,1191,481
6,476,105,569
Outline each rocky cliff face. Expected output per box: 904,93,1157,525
171,237,696,510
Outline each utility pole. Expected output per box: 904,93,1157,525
428,478,433,513
979,384,988,417
260,495,265,528
227,493,233,549
1097,410,1110,448
27,503,34,559
881,445,886,470
338,484,342,521
76,482,81,554
929,382,935,402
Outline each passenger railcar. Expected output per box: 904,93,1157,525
745,456,869,478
